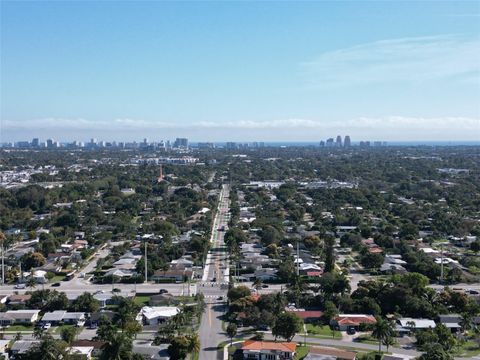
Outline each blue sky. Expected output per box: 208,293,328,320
1,1,479,142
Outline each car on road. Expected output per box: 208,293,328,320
14,283,26,289
43,323,51,330
94,290,105,295
51,282,61,287
217,296,224,300
158,289,168,294
212,277,216,282
112,288,121,293
346,326,356,335
261,284,269,288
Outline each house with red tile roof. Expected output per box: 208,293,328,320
241,340,297,359
286,309,324,323
330,314,377,331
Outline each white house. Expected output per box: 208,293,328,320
241,340,297,360
0,310,41,325
137,306,180,325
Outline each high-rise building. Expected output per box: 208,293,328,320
46,139,54,148
226,142,237,149
326,138,334,147
336,135,342,147
344,136,351,147
319,140,325,147
31,138,39,147
174,138,188,148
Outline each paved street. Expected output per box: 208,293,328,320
198,184,230,360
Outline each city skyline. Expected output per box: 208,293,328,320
1,1,479,141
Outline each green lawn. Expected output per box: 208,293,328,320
53,324,76,334
294,345,310,360
456,340,480,357
5,324,33,332
50,275,67,283
134,295,151,306
306,324,342,339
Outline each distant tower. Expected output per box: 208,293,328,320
157,165,164,183
344,135,351,147
336,135,342,147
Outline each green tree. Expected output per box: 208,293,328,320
23,335,68,360
227,285,251,302
322,301,339,324
168,335,190,360
372,317,394,352
100,332,134,360
96,316,117,341
226,323,237,345
272,312,303,341
60,326,78,344
72,292,100,312
418,343,454,360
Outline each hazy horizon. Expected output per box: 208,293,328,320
1,1,479,142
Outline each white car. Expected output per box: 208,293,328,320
43,323,51,330
14,283,26,289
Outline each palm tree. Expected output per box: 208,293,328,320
253,278,263,291
382,335,395,352
372,317,393,353
26,276,36,290
187,333,200,354
100,332,133,360
457,313,471,335
33,326,44,339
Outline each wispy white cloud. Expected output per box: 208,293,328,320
301,35,480,86
3,116,479,131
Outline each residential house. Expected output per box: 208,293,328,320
331,315,377,331
93,293,114,309
87,311,116,328
286,309,323,323
137,306,180,325
132,342,170,360
40,311,86,326
71,340,105,358
396,318,436,335
304,346,356,360
382,355,415,360
151,269,193,282
68,346,94,359
9,340,39,359
0,310,40,326
7,294,31,306
241,340,297,360
0,340,10,359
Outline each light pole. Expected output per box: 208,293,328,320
144,240,148,283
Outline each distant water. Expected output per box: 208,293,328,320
194,141,480,147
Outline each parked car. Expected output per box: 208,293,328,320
51,282,61,287
346,326,356,335
14,283,26,289
43,323,51,330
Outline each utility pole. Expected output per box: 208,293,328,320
296,241,300,276
440,243,444,284
1,243,4,285
144,240,148,283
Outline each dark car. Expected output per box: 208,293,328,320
51,282,61,287
158,289,168,294
346,326,356,335
261,284,268,288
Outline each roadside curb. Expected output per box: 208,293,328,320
223,340,243,360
